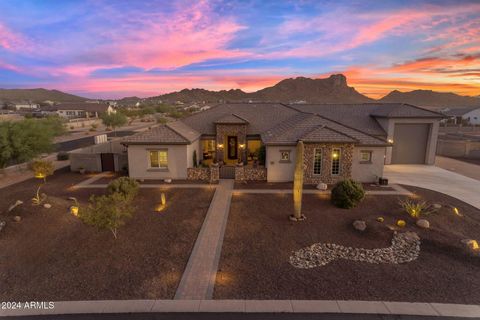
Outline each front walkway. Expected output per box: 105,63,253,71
384,164,480,209
174,179,234,300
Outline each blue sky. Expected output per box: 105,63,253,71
0,0,479,98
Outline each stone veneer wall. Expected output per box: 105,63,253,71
187,166,219,182
215,124,247,162
303,143,354,184
235,166,267,181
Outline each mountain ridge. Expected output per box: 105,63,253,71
0,88,87,103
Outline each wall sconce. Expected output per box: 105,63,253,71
239,143,246,149
387,138,394,144
217,143,224,149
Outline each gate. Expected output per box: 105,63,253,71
101,153,115,172
219,165,235,179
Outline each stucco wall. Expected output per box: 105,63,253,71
437,139,480,159
383,118,440,165
351,147,386,182
266,145,296,182
186,139,200,168
127,144,188,180
463,109,480,125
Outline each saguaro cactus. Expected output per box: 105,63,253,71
291,140,306,221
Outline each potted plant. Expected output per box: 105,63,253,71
79,167,86,175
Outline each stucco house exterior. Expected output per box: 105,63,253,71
443,107,480,125
41,103,116,119
122,103,444,183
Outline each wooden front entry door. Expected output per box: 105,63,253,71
101,153,115,172
227,136,238,160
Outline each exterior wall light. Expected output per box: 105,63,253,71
388,139,394,144
217,143,224,149
239,143,246,149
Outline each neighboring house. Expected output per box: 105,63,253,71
41,103,116,119
443,107,480,125
7,101,40,110
121,103,444,183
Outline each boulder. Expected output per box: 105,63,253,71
432,203,442,210
43,203,52,209
416,219,430,229
13,216,21,222
353,220,367,231
316,183,328,191
8,200,23,212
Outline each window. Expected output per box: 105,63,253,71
360,150,372,163
313,148,322,175
280,150,291,162
149,150,168,169
331,148,341,175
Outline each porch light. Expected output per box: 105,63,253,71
388,138,394,144
239,143,246,149
217,143,224,149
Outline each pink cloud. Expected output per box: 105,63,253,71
0,23,26,50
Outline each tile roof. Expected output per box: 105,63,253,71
262,113,388,146
122,124,196,145
369,103,445,118
167,120,201,142
214,114,249,124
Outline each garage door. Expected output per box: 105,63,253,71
391,124,430,164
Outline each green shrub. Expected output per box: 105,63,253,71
107,177,139,202
57,152,69,161
331,179,365,209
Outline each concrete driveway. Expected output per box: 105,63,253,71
384,165,480,209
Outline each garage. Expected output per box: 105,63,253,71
391,123,431,164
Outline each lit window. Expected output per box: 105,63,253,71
149,150,168,168
360,151,372,163
280,150,290,162
313,148,322,175
331,148,341,175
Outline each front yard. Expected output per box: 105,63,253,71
0,169,214,301
214,187,480,303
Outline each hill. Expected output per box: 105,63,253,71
379,90,480,108
142,74,373,104
0,88,87,103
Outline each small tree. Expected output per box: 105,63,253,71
291,141,305,221
107,177,139,202
80,192,134,239
30,159,55,183
256,145,266,165
331,179,365,209
101,112,127,136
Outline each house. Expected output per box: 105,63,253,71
443,107,480,125
8,101,40,110
41,103,116,119
121,103,444,183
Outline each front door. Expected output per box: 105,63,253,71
227,136,238,160
101,153,115,172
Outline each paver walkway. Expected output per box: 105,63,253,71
384,164,480,209
174,179,234,300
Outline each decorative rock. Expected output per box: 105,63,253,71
8,200,23,212
432,203,442,210
164,178,172,183
377,217,384,223
290,231,421,268
13,216,21,222
316,183,328,191
353,220,367,231
416,219,430,229
43,203,52,209
289,214,307,222
0,221,5,232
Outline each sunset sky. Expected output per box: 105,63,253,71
0,0,479,99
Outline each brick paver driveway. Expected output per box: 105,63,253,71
384,164,480,209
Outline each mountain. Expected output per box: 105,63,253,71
0,88,87,103
379,90,480,108
142,74,373,104
251,75,373,103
